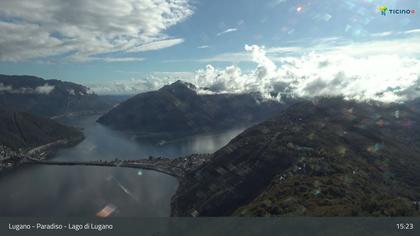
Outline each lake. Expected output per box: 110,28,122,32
0,115,244,217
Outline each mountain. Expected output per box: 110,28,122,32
171,98,420,217
0,109,84,151
0,74,110,117
97,80,285,137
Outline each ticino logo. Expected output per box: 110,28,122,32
378,5,416,16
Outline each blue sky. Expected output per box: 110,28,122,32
0,0,419,98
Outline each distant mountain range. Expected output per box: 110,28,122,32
171,98,420,216
0,74,109,152
0,74,110,117
97,80,286,137
0,109,83,151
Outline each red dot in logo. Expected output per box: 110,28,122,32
411,9,416,14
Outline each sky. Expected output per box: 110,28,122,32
0,0,419,101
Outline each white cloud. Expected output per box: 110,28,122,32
266,46,303,54
67,89,76,96
64,54,145,63
129,38,184,52
100,57,145,62
197,46,301,63
201,28,420,64
72,56,145,63
0,0,193,62
88,36,420,103
370,31,393,37
0,83,12,92
197,45,209,49
404,29,420,35
217,28,238,37
84,27,420,102
194,39,420,103
0,83,55,95
198,52,251,63
35,84,55,94
88,71,195,95
308,37,420,59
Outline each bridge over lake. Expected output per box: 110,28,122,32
23,157,186,179
22,154,211,180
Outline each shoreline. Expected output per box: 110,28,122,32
25,135,85,160
0,135,85,175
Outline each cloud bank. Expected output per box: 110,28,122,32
88,72,195,95
0,83,55,95
35,84,56,94
0,0,192,62
194,36,420,103
88,34,420,103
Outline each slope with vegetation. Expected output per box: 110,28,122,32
171,98,420,216
98,80,285,137
0,109,84,151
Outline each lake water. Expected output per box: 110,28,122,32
0,115,244,217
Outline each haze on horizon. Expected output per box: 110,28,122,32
0,0,419,102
